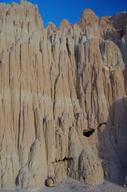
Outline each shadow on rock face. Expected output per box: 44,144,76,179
98,97,127,186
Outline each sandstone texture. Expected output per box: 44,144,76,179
0,1,126,189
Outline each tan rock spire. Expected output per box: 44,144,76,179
60,19,71,29
79,9,98,25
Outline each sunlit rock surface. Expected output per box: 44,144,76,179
0,1,126,189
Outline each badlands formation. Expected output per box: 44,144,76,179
0,1,127,191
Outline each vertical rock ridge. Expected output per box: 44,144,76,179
0,2,126,189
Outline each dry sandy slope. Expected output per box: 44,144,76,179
0,178,126,192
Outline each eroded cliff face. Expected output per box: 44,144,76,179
0,1,127,189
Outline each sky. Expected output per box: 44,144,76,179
0,0,127,27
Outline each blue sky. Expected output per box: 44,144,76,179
0,0,127,27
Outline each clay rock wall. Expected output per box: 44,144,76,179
0,2,126,188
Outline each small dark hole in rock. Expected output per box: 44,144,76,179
43,117,46,125
83,128,95,137
15,175,19,186
58,117,62,127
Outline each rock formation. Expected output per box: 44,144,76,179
0,1,126,189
